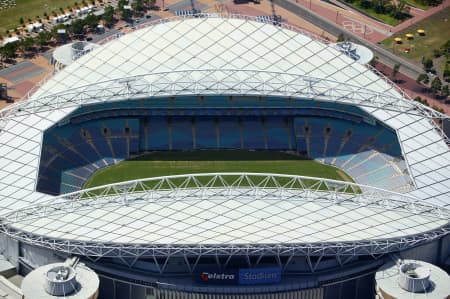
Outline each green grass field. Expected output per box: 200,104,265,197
0,0,75,34
381,7,450,63
84,151,354,189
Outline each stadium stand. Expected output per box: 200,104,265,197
37,118,139,194
36,96,413,194
194,117,218,148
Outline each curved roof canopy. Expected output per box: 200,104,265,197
0,16,448,257
1,173,449,258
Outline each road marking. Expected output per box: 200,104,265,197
342,20,373,35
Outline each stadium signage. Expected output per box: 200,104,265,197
238,267,281,285
197,267,281,285
198,271,237,284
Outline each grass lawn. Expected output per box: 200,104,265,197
381,7,450,63
345,1,406,26
440,57,449,73
0,0,75,34
84,150,354,190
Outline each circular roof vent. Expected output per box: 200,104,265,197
398,262,431,293
45,265,78,296
376,259,450,298
22,261,99,299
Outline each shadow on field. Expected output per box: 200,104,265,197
129,150,308,161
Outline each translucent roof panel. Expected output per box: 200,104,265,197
0,16,448,252
31,17,397,98
3,180,449,250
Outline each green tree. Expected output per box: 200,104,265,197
440,40,450,56
432,105,444,113
37,31,52,48
103,6,115,27
391,0,410,20
121,8,132,21
0,41,19,61
70,19,85,35
444,67,450,82
442,85,449,98
392,63,400,82
430,77,442,96
423,58,433,71
118,0,128,8
84,13,99,31
132,0,145,16
336,33,345,42
416,73,429,85
361,0,372,8
19,37,35,53
117,0,131,21
414,96,429,106
374,0,388,13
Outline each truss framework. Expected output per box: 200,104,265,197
1,173,449,268
0,69,445,120
0,70,447,152
0,14,448,145
0,16,448,272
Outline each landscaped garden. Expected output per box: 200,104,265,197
382,7,450,89
342,0,444,26
342,0,412,26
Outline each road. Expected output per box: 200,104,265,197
273,0,425,79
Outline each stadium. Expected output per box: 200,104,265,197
0,14,449,299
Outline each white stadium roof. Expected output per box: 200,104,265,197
1,173,449,259
0,15,449,259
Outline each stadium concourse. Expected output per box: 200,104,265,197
0,14,449,299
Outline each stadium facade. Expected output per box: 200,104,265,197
0,15,449,299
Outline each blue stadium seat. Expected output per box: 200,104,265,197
145,117,170,150
242,117,265,149
110,138,128,158
265,117,292,150
218,117,241,148
195,118,217,149
171,117,194,150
